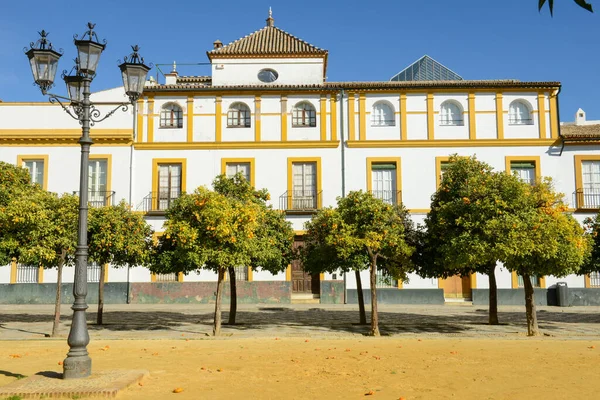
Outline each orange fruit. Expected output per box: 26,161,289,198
173,388,184,393
58,361,63,365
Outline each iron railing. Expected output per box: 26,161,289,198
368,190,402,205
376,268,398,289
155,273,177,282
279,190,322,212
140,190,182,212
73,191,115,208
575,188,600,209
234,266,249,281
87,263,101,283
16,265,39,283
371,119,396,127
440,118,464,126
508,118,533,125
590,272,600,287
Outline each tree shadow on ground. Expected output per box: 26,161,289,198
0,370,27,379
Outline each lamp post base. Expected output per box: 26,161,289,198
63,356,92,379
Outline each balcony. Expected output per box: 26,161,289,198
140,190,181,213
279,190,322,214
575,188,600,210
73,191,115,208
368,190,402,205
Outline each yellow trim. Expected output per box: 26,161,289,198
406,111,428,115
247,267,253,282
103,263,109,283
286,265,291,281
151,158,187,211
280,96,288,141
505,156,541,181
537,93,547,139
475,111,498,115
435,156,451,188
17,154,49,190
470,273,476,289
426,93,434,140
330,95,337,141
511,272,546,289
221,158,256,187
151,273,157,283
135,140,340,150
348,93,356,141
186,96,194,142
215,96,222,142
347,138,557,148
254,95,262,142
38,266,44,283
574,155,600,210
136,99,144,143
320,273,325,281
320,95,327,141
549,93,559,139
89,154,113,197
147,96,154,143
366,157,402,204
495,93,504,140
359,93,366,141
287,157,322,209
585,274,591,288
408,209,430,214
468,92,476,140
9,258,17,284
400,94,407,141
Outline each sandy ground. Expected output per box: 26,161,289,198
1,338,599,399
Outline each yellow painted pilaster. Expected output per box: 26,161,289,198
136,99,144,143
248,267,254,282
348,92,356,141
468,92,476,140
255,95,262,142
426,93,434,140
38,266,44,283
286,265,291,281
215,96,222,143
585,275,591,288
549,92,559,139
320,95,327,141
281,95,288,141
146,96,154,143
359,93,366,141
537,93,547,139
186,96,194,142
495,93,504,140
330,95,337,141
10,258,17,284
400,93,407,141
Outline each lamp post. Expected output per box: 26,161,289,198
25,23,150,380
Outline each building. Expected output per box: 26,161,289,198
1,12,599,305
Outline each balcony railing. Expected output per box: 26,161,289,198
279,190,322,212
16,265,39,283
368,190,402,205
140,190,182,213
575,188,600,209
73,191,115,208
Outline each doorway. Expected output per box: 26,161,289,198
439,275,472,299
291,237,320,295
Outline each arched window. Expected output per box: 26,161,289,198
371,102,395,126
292,101,316,127
509,100,533,125
227,102,251,127
440,101,463,126
160,103,183,128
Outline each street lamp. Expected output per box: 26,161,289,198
25,23,151,380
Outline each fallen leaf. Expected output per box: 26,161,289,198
590,346,596,349
217,368,223,372
138,382,143,386
152,352,159,356
173,388,184,393
305,339,309,342
275,338,280,340
398,397,406,400
373,356,381,360
201,367,206,371
365,390,375,396
185,339,190,342
9,354,21,359
345,349,351,352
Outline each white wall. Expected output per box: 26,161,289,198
211,57,324,86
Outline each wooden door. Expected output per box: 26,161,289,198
291,238,319,294
440,275,472,298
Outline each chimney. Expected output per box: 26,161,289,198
266,7,274,27
575,108,586,125
164,61,178,85
213,40,223,49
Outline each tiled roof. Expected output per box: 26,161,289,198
561,124,600,139
207,25,327,58
142,80,561,92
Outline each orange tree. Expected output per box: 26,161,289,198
539,0,593,14
151,181,294,336
417,155,527,325
501,178,589,336
87,201,153,325
302,191,415,336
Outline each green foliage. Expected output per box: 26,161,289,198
582,212,600,275
88,201,153,267
303,191,415,282
539,0,593,15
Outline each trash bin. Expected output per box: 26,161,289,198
556,282,569,307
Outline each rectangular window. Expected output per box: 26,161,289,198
292,162,317,210
158,164,182,211
376,268,398,288
517,275,541,288
510,161,536,185
88,159,109,207
590,272,600,288
371,163,398,205
234,266,249,281
226,162,251,183
581,160,600,209
22,159,45,187
16,264,39,283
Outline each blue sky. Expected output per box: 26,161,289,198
1,0,598,121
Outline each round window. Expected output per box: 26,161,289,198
258,69,279,83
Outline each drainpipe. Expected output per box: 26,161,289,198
126,102,137,304
339,89,347,303
555,86,567,156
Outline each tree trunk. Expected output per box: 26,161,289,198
213,268,225,336
228,266,237,325
488,264,499,325
369,257,380,336
522,273,540,336
355,269,367,325
97,263,105,326
51,251,66,337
